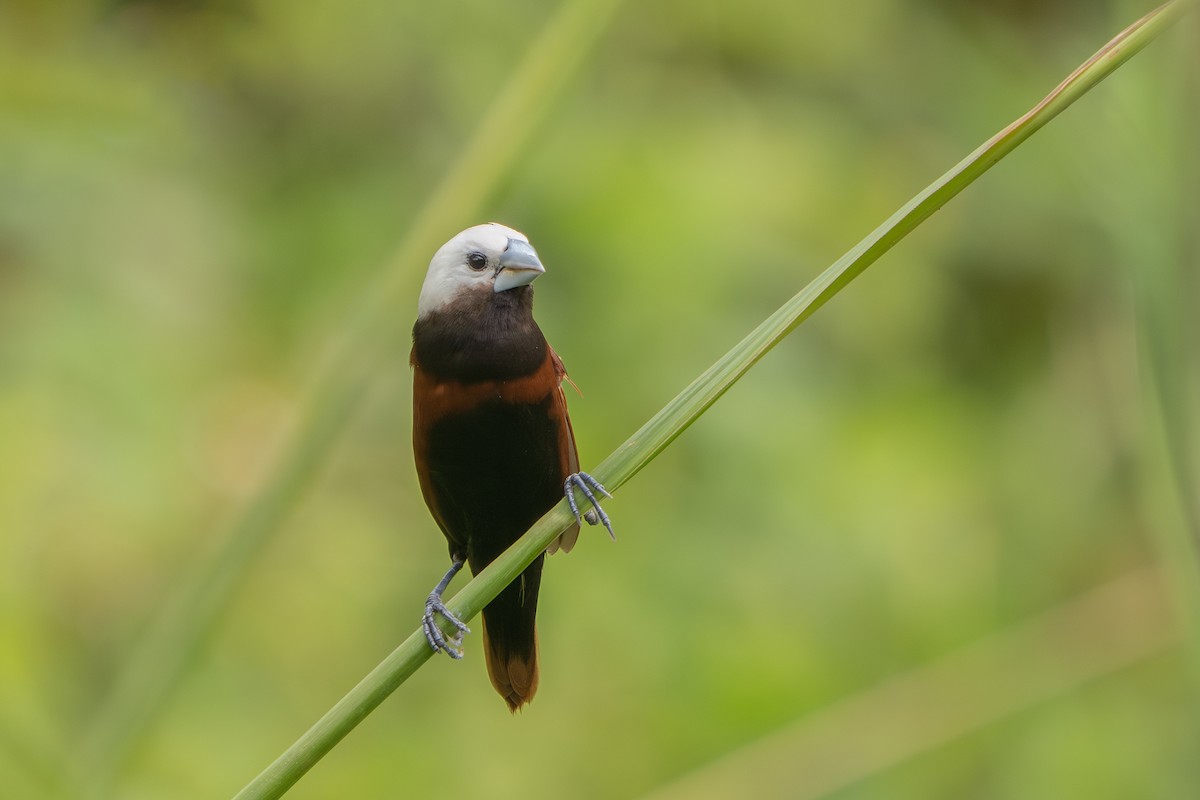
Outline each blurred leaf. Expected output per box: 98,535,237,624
642,568,1175,800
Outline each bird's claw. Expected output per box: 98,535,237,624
565,472,615,540
423,595,470,659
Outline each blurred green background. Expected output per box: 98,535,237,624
1,0,1198,798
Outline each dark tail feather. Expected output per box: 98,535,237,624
478,554,544,711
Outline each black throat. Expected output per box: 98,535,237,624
412,286,547,382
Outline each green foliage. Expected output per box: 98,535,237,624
0,1,1195,799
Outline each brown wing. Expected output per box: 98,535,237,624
411,358,465,559
546,346,581,555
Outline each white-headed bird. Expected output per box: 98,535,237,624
411,223,612,711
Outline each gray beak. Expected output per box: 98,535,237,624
493,238,545,292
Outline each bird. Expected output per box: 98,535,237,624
410,223,613,711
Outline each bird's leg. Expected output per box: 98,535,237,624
422,559,471,659
564,472,615,540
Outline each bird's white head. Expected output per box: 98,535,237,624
416,223,546,319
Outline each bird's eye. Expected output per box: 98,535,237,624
466,252,488,271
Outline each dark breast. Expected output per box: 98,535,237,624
411,287,547,383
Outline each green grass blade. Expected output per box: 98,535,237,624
233,4,1193,798
76,0,627,792
1128,12,1200,683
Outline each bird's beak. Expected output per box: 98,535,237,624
493,239,545,293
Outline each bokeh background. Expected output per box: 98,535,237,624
2,0,1198,798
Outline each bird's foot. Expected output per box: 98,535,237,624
565,472,615,540
423,596,470,658
422,560,470,658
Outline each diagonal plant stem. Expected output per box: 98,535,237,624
232,3,1194,798
592,0,1192,494
75,0,628,793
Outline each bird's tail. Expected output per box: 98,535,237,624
477,553,544,712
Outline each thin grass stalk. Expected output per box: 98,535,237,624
1128,8,1200,685
642,567,1175,800
233,4,1193,798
